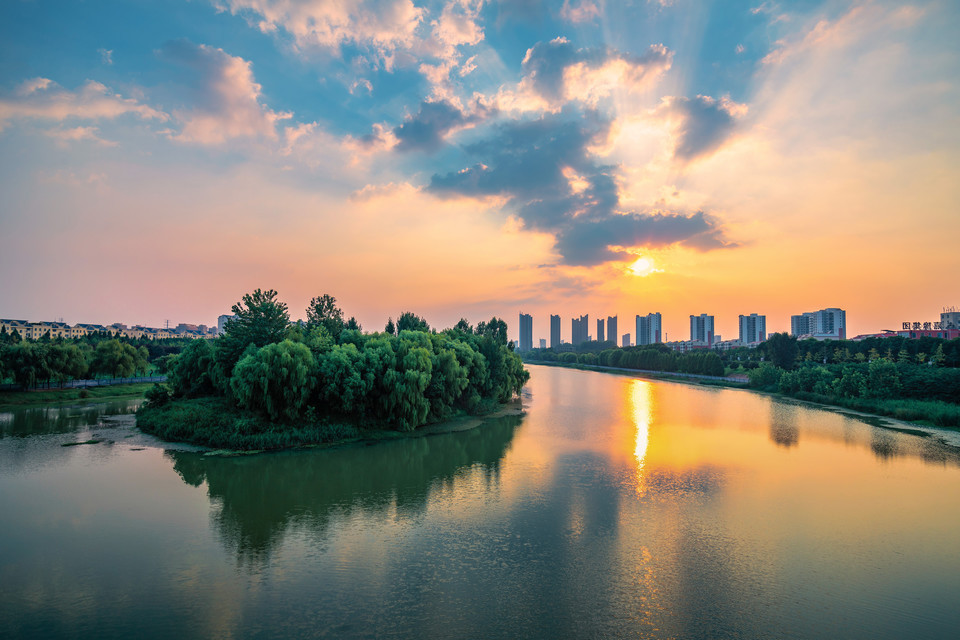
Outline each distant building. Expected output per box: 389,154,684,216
218,314,237,335
607,316,618,345
571,314,589,346
738,314,767,345
518,313,533,352
635,313,662,345
791,308,846,340
622,333,630,348
690,314,715,346
539,338,546,349
942,307,960,330
550,315,561,349
597,318,605,343
666,339,711,353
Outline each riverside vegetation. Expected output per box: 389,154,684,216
523,332,960,428
136,290,529,450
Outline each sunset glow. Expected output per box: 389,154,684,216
1,1,957,342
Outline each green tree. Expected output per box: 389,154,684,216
91,339,145,378
397,312,429,333
764,333,798,370
168,339,216,397
862,359,901,398
217,289,291,375
46,343,88,387
231,340,316,422
384,317,396,335
306,294,344,340
932,344,946,367
476,317,508,346
6,342,48,389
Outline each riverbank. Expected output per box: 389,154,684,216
526,360,960,438
136,395,525,454
523,359,746,387
0,383,155,408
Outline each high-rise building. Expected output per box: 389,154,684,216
622,333,630,348
518,313,533,351
791,308,846,340
571,314,589,346
217,314,236,335
550,314,561,349
635,313,662,345
738,314,767,345
607,316,618,345
539,338,546,349
690,314,715,346
597,318,605,343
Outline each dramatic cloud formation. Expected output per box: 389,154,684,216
393,97,493,151
429,111,732,264
0,78,166,131
656,95,746,162
217,0,425,66
498,38,673,112
157,40,290,144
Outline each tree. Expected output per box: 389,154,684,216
231,340,316,422
217,289,291,374
933,344,946,367
46,343,88,387
5,342,48,389
476,317,508,346
91,339,147,378
454,318,473,333
168,339,216,397
397,312,429,333
862,359,901,398
306,294,344,340
764,333,798,370
384,317,396,335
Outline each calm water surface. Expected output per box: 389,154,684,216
1,365,959,639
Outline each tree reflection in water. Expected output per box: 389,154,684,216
166,414,523,564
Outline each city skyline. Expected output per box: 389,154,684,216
1,1,958,343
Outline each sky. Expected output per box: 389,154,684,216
1,0,958,344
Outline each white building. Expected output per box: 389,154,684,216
738,314,767,345
635,312,662,345
791,308,846,340
217,314,237,335
690,314,715,346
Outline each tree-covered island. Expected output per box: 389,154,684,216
136,290,529,450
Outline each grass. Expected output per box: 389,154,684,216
0,383,155,407
790,391,960,429
136,397,360,451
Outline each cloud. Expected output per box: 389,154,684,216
157,40,291,145
217,0,425,66
498,38,673,112
655,95,746,162
0,78,166,131
98,48,113,65
432,0,485,48
45,126,118,147
428,111,733,265
560,0,601,24
392,97,493,152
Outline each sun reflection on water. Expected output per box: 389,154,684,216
630,380,653,497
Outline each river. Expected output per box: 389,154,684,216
1,364,959,639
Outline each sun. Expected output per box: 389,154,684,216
628,256,659,277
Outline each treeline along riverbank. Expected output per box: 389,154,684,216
136,290,529,450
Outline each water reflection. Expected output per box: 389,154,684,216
0,398,143,438
768,402,800,448
167,414,522,564
629,380,652,497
